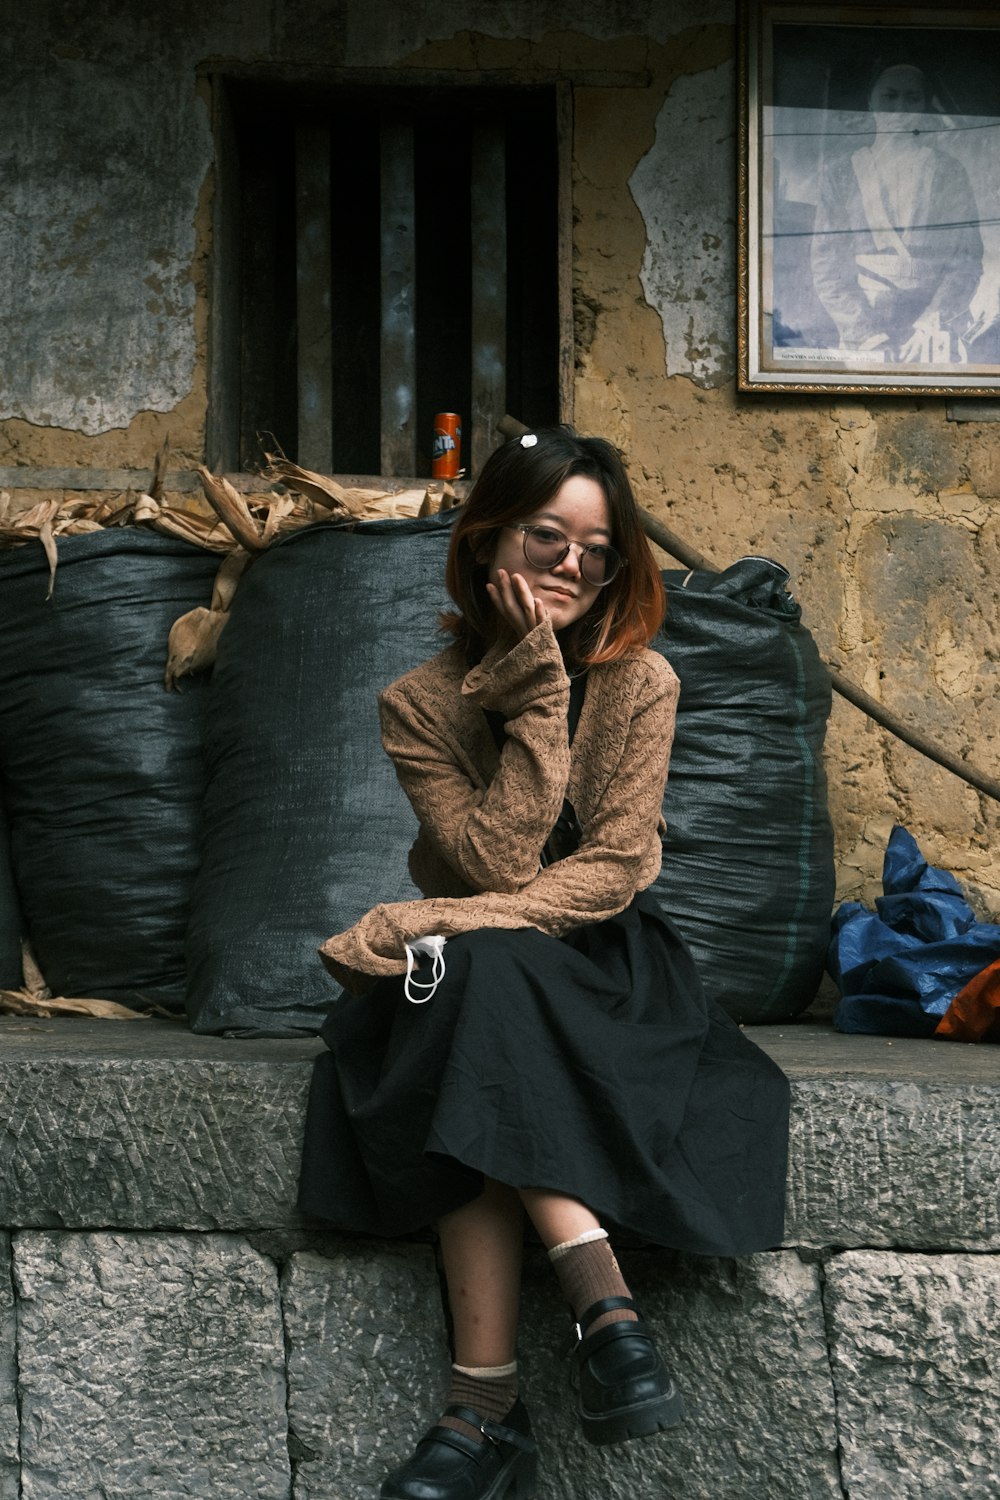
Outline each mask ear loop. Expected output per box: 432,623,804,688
404,936,447,1004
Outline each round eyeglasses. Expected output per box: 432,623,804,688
509,524,624,587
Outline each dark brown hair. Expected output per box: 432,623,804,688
443,426,665,664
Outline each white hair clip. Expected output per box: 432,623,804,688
520,433,538,448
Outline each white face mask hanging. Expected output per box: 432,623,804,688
404,934,448,1003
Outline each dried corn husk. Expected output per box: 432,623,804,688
262,455,453,521
59,518,106,535
0,454,461,588
262,456,379,515
22,943,45,994
260,493,296,544
197,466,267,551
0,491,140,592
164,606,230,690
149,432,171,503
0,988,159,1020
165,548,252,689
210,547,252,612
135,492,235,552
0,942,179,1020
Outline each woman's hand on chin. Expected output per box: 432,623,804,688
486,568,549,641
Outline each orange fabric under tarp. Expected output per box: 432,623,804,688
935,957,1000,1043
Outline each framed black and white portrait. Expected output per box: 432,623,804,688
739,3,1000,393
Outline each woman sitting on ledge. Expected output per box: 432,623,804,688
298,426,790,1500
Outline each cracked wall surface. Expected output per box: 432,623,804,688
1,0,997,910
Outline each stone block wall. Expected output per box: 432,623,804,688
1,1230,997,1498
0,1020,995,1498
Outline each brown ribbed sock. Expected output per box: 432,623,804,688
438,1361,519,1443
548,1229,639,1334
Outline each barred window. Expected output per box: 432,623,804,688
209,77,570,478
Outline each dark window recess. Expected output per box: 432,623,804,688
219,81,562,477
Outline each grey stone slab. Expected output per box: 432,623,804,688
282,1244,451,1500
783,1076,1000,1250
0,1236,17,1500
754,1023,1000,1085
515,1248,842,1500
753,1024,1000,1251
825,1250,1000,1500
0,1018,996,1249
282,1240,841,1500
14,1230,291,1500
0,1042,317,1230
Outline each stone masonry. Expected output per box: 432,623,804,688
0,1018,996,1500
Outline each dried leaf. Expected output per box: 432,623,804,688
38,519,58,599
14,498,61,531
262,455,385,516
260,494,295,545
133,492,161,524
144,505,235,553
58,518,105,536
96,496,138,527
209,548,251,613
197,466,266,552
164,606,229,689
76,493,121,523
150,433,171,503
21,941,46,996
0,988,156,1020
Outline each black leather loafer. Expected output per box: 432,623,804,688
565,1295,684,1446
379,1400,538,1500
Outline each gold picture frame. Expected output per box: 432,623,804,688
738,2,1000,394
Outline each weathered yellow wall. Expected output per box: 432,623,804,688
571,52,999,914
409,22,999,912
2,5,996,913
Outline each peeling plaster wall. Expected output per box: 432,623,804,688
630,61,736,386
1,0,997,917
0,9,225,440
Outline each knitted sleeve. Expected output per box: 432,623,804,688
320,653,678,990
378,617,571,894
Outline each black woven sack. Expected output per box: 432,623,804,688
185,513,456,1036
652,557,835,1023
0,532,218,1007
0,794,21,989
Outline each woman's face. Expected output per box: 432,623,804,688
869,65,928,133
488,474,612,632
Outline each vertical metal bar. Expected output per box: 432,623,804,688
207,75,241,472
380,119,417,476
556,81,575,426
295,122,334,472
470,126,507,476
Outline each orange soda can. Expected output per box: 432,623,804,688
431,412,462,479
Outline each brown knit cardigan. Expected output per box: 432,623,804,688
319,616,680,992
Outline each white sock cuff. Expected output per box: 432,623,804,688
452,1360,518,1379
547,1227,608,1261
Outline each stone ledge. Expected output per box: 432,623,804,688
0,1017,996,1248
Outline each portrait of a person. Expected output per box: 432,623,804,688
809,61,984,364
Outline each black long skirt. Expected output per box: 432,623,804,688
297,893,790,1256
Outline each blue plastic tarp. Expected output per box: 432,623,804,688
830,826,1000,1037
